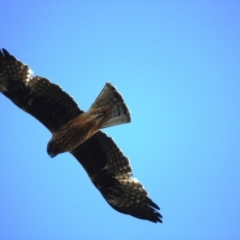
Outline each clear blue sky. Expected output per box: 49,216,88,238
1,1,240,239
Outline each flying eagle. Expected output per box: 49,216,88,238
0,49,162,223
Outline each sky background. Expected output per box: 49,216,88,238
0,1,240,239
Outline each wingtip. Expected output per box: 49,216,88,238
151,208,163,223
0,48,11,58
146,198,163,223
2,48,8,55
145,211,163,224
157,213,163,223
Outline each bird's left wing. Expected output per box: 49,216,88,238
0,49,82,132
71,131,163,223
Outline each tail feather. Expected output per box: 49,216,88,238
90,82,131,128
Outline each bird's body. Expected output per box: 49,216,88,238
0,49,162,223
48,111,98,155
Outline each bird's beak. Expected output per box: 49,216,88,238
50,153,56,158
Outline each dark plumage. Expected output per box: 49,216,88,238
0,48,162,223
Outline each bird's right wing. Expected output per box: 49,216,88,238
71,131,163,223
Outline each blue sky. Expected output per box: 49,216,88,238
1,1,240,239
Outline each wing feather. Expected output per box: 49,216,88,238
71,131,163,223
0,48,82,132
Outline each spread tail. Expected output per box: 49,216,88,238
89,82,131,128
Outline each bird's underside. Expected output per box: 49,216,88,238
0,48,162,223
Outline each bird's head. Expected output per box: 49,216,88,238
47,140,60,158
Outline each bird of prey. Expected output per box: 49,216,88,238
0,49,162,223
